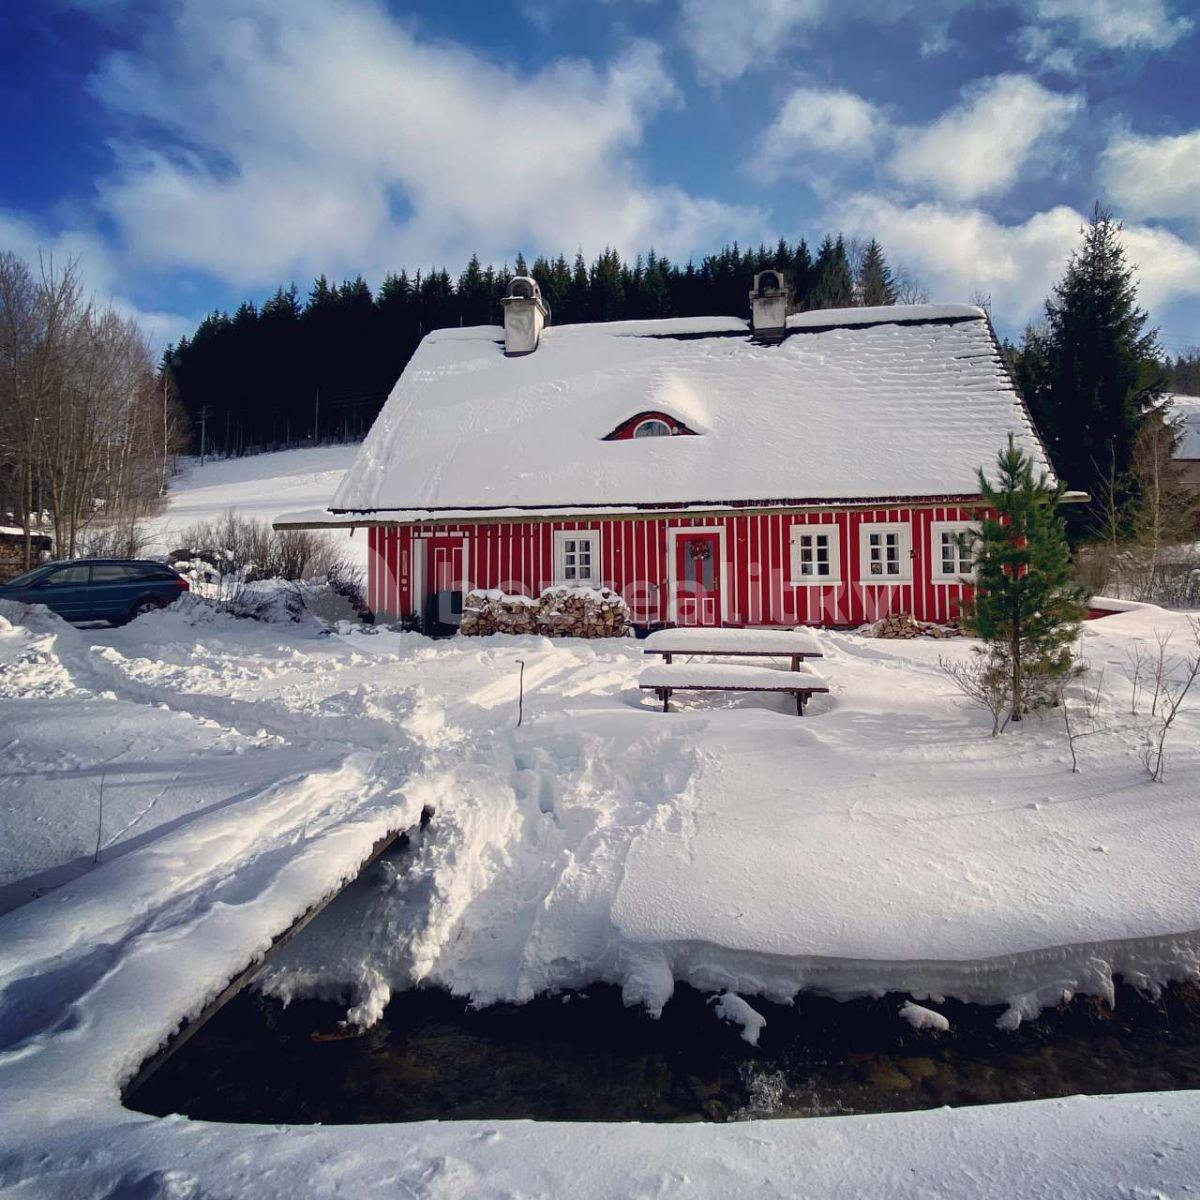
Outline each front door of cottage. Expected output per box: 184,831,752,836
420,536,466,635
673,531,721,626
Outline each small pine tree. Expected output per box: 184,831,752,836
963,437,1088,722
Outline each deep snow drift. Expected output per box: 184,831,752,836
1,597,1200,1197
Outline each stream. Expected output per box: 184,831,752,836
127,976,1200,1124
125,827,1200,1124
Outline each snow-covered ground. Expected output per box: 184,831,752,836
1,590,1199,1196
147,444,368,566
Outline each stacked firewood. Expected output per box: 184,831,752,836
459,586,631,638
868,612,962,639
537,586,632,638
459,590,539,636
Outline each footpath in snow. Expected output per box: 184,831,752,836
0,596,1199,1196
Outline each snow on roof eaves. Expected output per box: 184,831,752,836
332,304,1053,514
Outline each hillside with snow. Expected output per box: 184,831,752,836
148,444,366,565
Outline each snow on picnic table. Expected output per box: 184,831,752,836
1,597,1199,1196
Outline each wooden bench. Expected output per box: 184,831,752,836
639,661,830,715
642,627,823,671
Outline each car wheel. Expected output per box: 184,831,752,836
128,596,166,623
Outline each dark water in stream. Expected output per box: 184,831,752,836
127,978,1200,1124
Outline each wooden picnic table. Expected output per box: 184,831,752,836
642,627,823,671
639,661,829,716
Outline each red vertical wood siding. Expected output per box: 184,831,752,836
371,506,981,627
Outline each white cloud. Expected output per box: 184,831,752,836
753,86,884,178
679,0,826,84
679,0,1190,85
1100,128,1200,224
888,75,1081,201
832,193,1200,321
1032,0,1192,51
0,208,192,349
1019,0,1192,73
82,0,759,290
677,0,980,83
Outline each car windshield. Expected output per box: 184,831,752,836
2,565,53,588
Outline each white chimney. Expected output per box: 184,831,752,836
501,276,550,356
749,269,791,343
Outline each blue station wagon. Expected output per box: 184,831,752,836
0,559,190,625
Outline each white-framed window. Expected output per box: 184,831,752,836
553,530,601,584
930,521,979,582
858,522,912,581
789,525,841,584
633,418,672,438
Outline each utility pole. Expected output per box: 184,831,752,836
199,406,210,465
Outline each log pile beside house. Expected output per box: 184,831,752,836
867,612,961,639
538,586,632,638
0,527,53,584
460,586,631,638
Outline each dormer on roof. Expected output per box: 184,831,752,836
750,269,792,344
501,275,550,357
602,410,700,441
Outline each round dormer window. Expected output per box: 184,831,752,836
633,418,672,438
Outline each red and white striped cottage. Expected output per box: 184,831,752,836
277,275,1058,631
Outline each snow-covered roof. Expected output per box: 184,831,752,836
1168,394,1200,460
332,304,1053,515
0,526,51,540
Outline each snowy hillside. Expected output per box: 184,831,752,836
1,596,1200,1195
148,444,367,565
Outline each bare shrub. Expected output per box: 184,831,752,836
1054,656,1100,773
1124,642,1149,714
75,522,155,560
273,528,347,581
939,648,1012,736
175,511,351,584
324,560,368,617
1142,617,1200,783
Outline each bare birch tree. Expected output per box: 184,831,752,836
0,249,188,567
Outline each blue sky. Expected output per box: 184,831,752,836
2,0,1198,354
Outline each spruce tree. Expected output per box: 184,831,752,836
457,254,489,326
812,235,854,309
963,437,1087,722
856,238,896,307
791,239,814,310
566,251,590,323
1018,206,1163,541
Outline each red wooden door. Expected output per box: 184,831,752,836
424,537,465,627
674,531,721,626
426,538,463,594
